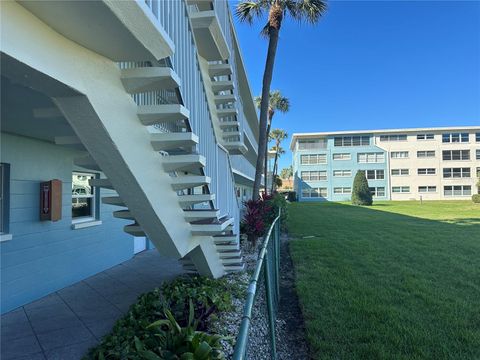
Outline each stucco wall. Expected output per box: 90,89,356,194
0,133,133,313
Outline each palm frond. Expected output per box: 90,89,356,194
293,0,328,24
235,1,269,24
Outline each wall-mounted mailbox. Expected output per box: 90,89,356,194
40,179,62,221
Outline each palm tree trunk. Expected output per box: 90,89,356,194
252,28,280,200
271,147,279,193
263,119,272,195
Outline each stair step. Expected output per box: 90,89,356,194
216,243,239,251
214,94,236,105
222,257,243,265
171,176,211,191
124,224,145,237
74,156,101,171
216,108,238,117
218,250,242,259
137,105,189,126
190,217,234,235
224,263,245,273
113,210,135,220
150,132,198,151
208,63,232,77
213,233,238,244
178,194,215,206
219,120,239,128
183,208,219,221
211,80,234,93
162,154,206,173
89,178,113,189
121,67,181,93
102,196,125,206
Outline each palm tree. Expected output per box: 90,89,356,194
270,145,285,192
236,0,327,200
269,128,288,192
254,90,289,194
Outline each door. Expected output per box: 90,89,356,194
133,236,146,254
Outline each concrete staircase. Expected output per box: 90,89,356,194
73,64,244,276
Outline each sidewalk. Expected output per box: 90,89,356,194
1,250,184,360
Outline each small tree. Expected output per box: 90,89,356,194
351,170,372,206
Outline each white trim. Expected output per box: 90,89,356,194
71,220,102,230
0,233,13,242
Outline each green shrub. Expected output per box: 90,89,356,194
84,276,238,359
351,170,373,206
266,193,289,232
472,194,480,203
286,191,297,202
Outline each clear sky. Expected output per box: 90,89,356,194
232,0,480,172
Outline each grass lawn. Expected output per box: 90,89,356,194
288,201,480,360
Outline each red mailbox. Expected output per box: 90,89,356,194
40,179,62,221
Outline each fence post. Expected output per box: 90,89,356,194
264,252,277,360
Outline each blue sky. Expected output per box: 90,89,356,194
232,0,480,171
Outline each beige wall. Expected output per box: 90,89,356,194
374,130,479,200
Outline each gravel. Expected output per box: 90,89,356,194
210,234,309,360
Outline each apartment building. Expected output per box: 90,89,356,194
0,0,259,313
291,127,480,201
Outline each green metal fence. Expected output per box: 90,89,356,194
233,210,281,360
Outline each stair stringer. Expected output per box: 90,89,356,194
53,93,197,259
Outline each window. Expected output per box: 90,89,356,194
477,149,480,160
442,150,470,161
443,168,471,178
72,172,97,220
333,187,351,194
302,187,327,198
333,153,351,161
300,154,327,165
476,133,480,142
301,171,327,181
417,150,436,158
358,152,385,163
392,186,410,193
0,163,10,235
444,185,471,196
334,136,370,147
333,170,352,177
298,139,327,150
366,169,385,180
442,133,469,143
418,186,437,193
417,134,434,140
391,169,409,176
417,168,436,175
391,151,409,159
380,134,407,141
369,187,385,197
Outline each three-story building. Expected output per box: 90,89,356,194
291,127,480,201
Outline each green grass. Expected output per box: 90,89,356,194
288,201,480,360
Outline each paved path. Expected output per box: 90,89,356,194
1,250,184,360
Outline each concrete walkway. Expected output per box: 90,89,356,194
1,250,184,360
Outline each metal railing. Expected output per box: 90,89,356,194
233,210,281,360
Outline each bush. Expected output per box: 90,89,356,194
265,192,288,232
472,194,480,203
287,191,297,202
84,276,235,359
351,170,373,206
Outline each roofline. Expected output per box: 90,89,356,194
289,125,480,150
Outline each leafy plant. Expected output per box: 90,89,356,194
351,170,373,206
160,276,236,331
472,194,480,203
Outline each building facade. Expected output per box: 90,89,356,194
0,0,259,313
291,127,480,201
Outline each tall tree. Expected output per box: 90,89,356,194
254,91,290,195
236,0,327,200
280,165,293,180
269,128,288,191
